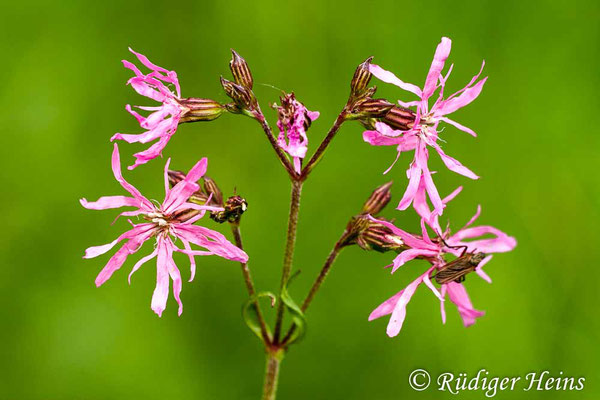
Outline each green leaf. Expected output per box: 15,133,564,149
281,272,307,345
242,291,276,343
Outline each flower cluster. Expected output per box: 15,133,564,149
82,40,515,336
356,37,516,336
82,50,246,317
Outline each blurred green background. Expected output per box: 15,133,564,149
2,0,599,398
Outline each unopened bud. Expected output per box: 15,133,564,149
178,98,226,123
202,176,224,207
361,181,393,215
211,195,248,224
171,208,202,224
167,170,186,187
348,97,394,120
354,216,408,253
229,49,254,90
221,76,257,115
350,57,373,98
381,106,416,131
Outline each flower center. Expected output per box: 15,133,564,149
146,211,173,234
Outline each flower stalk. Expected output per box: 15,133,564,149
272,179,303,342
300,111,347,180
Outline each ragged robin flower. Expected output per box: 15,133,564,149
364,37,487,216
273,92,320,174
80,144,247,316
367,187,516,336
112,48,225,169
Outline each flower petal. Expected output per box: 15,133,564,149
151,238,172,317
475,255,493,283
362,130,404,146
386,267,436,337
80,196,141,210
437,77,487,116
111,144,153,209
369,64,422,97
180,239,197,282
391,248,437,273
423,37,452,99
440,117,477,137
162,158,207,213
167,256,184,316
397,161,421,210
84,224,154,259
446,282,485,327
440,284,448,324
431,142,479,180
94,227,154,287
174,224,248,263
128,248,158,284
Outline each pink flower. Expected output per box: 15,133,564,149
81,144,248,317
364,37,487,215
367,192,516,336
111,48,185,170
274,93,320,174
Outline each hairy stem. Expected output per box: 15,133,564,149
281,238,345,345
256,112,298,179
300,241,344,312
231,223,271,343
300,111,347,181
273,179,303,342
261,350,284,400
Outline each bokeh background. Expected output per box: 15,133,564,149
2,0,599,399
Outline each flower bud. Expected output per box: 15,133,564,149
178,98,226,123
354,216,408,253
348,97,394,120
350,57,373,98
167,170,186,187
202,176,224,207
381,106,416,131
211,195,248,224
361,181,393,215
229,49,254,90
221,76,257,115
340,215,408,253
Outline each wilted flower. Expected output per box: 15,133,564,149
80,144,248,316
365,37,487,215
367,189,516,337
273,93,320,174
112,48,224,169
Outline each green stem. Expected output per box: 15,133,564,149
300,241,344,312
300,111,347,181
261,349,284,400
231,223,270,343
256,113,298,179
281,237,345,345
272,179,303,342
